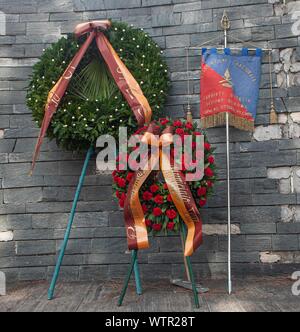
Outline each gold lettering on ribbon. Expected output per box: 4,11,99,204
64,66,76,80
127,226,137,240
50,93,60,107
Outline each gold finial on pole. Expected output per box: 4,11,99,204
221,10,231,32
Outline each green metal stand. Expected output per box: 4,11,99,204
48,146,94,300
180,223,200,309
47,147,142,300
118,250,138,306
118,224,200,308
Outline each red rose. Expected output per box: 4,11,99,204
173,120,183,127
113,176,119,184
204,142,211,151
166,209,177,220
152,223,162,231
207,180,213,188
175,128,185,136
126,172,134,182
197,187,207,197
154,195,164,205
145,219,152,227
143,191,153,201
153,207,162,217
119,199,125,208
142,204,148,213
208,156,215,164
204,167,214,177
163,183,168,190
195,131,202,136
167,222,175,231
150,184,159,193
160,118,169,125
199,198,207,207
185,122,193,130
167,194,173,202
117,178,126,188
112,170,117,176
120,192,126,201
116,191,121,199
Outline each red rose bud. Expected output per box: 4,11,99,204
199,198,207,207
153,207,163,217
208,156,215,164
160,118,169,125
119,199,125,208
207,180,213,188
167,194,173,202
142,191,153,201
120,192,126,201
150,184,159,193
185,122,193,130
163,183,168,190
166,209,177,220
167,222,175,230
152,223,162,231
154,195,164,205
197,187,207,197
204,167,214,177
204,142,211,151
142,204,148,213
126,172,134,182
173,120,183,127
117,178,126,188
145,219,152,227
175,128,185,136
195,131,202,136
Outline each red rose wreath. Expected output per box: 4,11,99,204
112,118,216,235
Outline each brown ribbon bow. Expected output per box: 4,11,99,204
30,20,152,173
124,122,203,257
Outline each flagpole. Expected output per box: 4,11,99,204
221,11,232,295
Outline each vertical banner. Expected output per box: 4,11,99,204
200,48,262,131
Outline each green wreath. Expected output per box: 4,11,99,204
26,21,170,151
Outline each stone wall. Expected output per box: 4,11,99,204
0,0,300,283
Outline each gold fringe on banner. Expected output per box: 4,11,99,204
201,112,254,132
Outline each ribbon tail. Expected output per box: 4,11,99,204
95,32,152,126
124,154,159,251
30,31,96,174
161,154,203,257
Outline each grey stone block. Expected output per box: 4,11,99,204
272,235,299,251
142,0,172,7
277,223,300,234
152,7,181,27
16,240,56,256
79,265,109,281
91,238,127,254
4,187,43,204
0,214,32,231
240,223,277,235
0,139,15,153
182,9,212,25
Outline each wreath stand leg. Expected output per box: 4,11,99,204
180,223,200,309
133,251,143,295
118,249,138,306
47,146,142,300
47,146,94,300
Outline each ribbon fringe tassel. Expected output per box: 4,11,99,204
201,113,254,132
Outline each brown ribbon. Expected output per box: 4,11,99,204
124,123,203,256
30,20,152,173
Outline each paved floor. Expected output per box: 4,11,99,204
0,277,299,312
